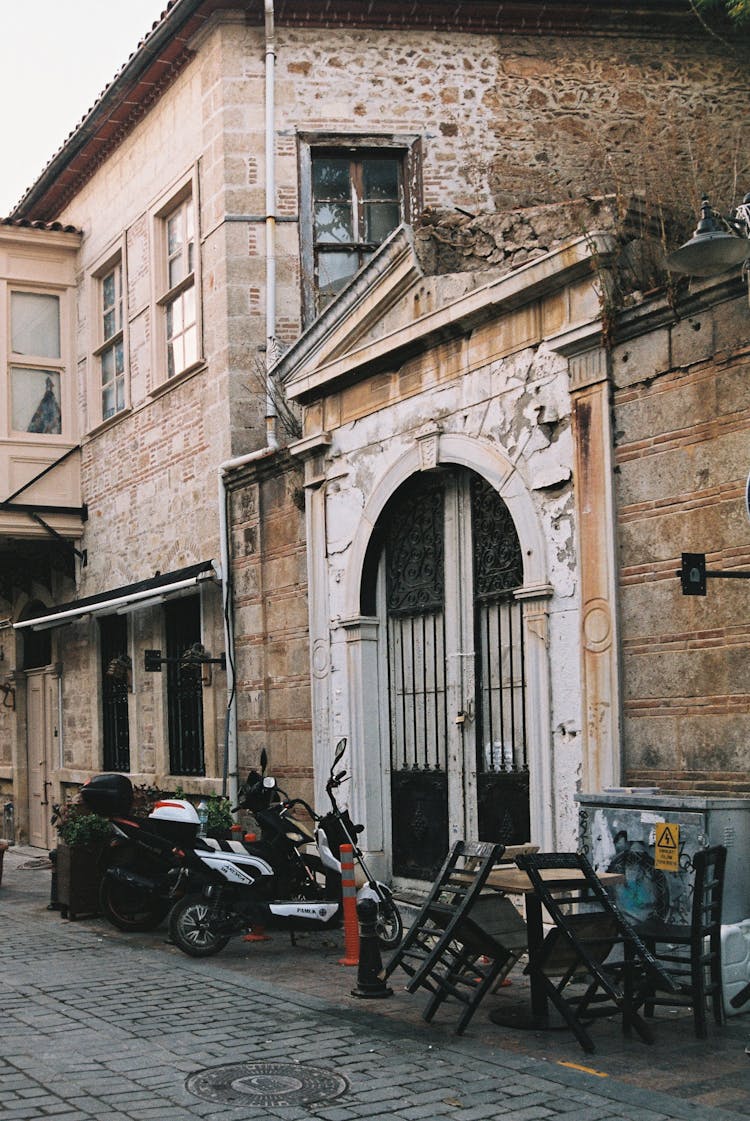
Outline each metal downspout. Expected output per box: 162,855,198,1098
219,2,279,805
264,0,279,451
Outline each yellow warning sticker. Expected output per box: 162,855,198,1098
654,822,680,871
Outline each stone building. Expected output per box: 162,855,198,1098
1,1,748,866
276,197,750,882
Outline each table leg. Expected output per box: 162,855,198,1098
488,892,550,1031
525,893,549,1025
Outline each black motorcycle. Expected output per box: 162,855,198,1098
167,739,403,957
78,773,201,931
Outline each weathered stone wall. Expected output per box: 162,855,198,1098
271,25,750,212
228,451,311,804
612,286,750,794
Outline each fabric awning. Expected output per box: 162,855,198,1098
14,560,221,631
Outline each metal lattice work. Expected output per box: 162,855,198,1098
471,474,529,844
100,614,130,772
166,595,205,776
386,475,447,879
383,468,530,879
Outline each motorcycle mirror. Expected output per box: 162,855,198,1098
332,738,347,769
260,747,268,773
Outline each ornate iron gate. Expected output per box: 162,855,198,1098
471,475,530,845
384,469,529,881
386,475,448,880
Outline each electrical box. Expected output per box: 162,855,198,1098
577,790,750,1009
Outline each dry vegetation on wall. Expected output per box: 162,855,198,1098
415,192,689,341
445,27,750,233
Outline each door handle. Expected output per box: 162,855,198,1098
40,780,52,806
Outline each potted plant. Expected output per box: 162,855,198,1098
204,793,234,840
52,800,112,920
173,787,234,840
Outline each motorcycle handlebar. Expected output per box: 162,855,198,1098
281,796,316,819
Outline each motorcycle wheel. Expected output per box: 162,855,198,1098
376,894,403,949
99,874,172,932
168,894,231,957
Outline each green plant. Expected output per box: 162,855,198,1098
172,787,233,831
205,794,233,834
51,802,111,848
694,0,750,28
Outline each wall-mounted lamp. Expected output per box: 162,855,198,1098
667,194,750,277
106,653,132,687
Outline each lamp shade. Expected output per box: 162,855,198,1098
667,196,750,277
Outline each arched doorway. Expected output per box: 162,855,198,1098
365,466,530,882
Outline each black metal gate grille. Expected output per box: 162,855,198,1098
472,475,529,845
166,596,205,776
100,615,130,772
386,476,448,880
384,470,531,879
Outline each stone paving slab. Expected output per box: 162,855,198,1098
1,847,748,1121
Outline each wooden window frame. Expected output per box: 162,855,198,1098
150,169,203,392
298,134,422,326
89,242,128,430
7,286,68,440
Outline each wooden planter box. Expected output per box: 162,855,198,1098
56,843,103,920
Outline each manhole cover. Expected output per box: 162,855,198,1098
186,1061,348,1106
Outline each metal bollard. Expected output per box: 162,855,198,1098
351,896,393,999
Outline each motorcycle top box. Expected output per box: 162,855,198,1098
148,799,200,845
80,773,133,816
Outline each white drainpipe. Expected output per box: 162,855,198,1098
219,447,276,806
219,2,279,804
264,0,279,449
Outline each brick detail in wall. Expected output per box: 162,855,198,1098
626,771,750,798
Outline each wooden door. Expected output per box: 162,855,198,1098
26,669,58,849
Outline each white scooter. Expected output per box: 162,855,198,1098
166,740,403,957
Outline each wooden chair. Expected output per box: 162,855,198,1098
384,840,526,1034
515,851,678,1053
638,844,726,1038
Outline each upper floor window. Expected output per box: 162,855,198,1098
98,260,125,421
162,195,197,379
299,136,421,325
312,152,402,312
10,291,63,435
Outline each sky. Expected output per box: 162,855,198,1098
0,1,170,215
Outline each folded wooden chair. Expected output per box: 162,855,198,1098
515,851,678,1053
384,840,524,1034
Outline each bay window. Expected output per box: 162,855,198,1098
10,291,63,435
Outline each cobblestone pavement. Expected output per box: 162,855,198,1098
1,847,748,1121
